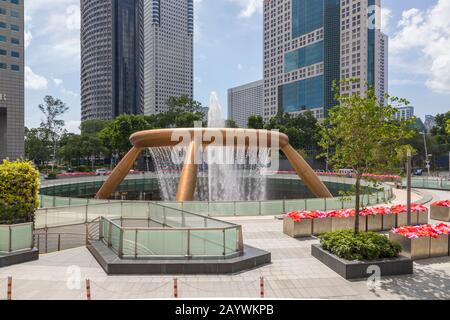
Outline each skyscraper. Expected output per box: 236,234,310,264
143,0,194,115
376,32,388,105
228,80,264,128
263,0,385,122
0,0,24,160
80,0,144,121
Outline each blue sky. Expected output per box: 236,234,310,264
24,0,450,132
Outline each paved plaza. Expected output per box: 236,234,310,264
1,187,449,300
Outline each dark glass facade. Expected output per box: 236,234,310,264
367,0,375,88
285,41,324,73
113,0,144,117
279,0,340,115
292,0,324,38
323,0,341,116
278,76,324,113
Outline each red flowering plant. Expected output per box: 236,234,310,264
286,211,328,222
431,200,450,207
392,224,450,239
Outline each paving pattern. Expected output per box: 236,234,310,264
1,187,450,300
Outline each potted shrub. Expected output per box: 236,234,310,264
0,160,40,266
430,200,450,222
311,230,412,279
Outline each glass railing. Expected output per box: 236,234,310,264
99,206,242,259
402,177,450,190
0,223,34,253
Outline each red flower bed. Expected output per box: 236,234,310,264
287,203,427,221
57,172,96,177
431,200,450,207
392,223,450,239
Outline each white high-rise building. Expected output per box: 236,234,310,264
263,0,386,122
394,106,414,120
228,80,264,128
144,0,194,115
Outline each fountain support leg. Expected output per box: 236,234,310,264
176,140,199,201
281,144,333,198
96,147,142,199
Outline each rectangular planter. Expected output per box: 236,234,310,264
430,234,449,258
311,244,413,280
283,217,312,238
396,211,428,227
366,215,383,231
312,217,332,236
431,206,450,222
382,214,397,231
331,216,366,232
389,232,431,260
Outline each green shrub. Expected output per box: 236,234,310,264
319,230,402,261
0,160,40,224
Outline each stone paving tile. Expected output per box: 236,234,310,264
2,187,450,300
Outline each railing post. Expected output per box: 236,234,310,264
108,221,112,247
163,207,167,227
238,226,244,254
324,198,327,211
45,228,48,254
223,229,226,256
119,228,124,258
134,229,138,259
187,229,191,257
8,226,12,253
58,234,61,251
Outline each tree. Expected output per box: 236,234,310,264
225,119,239,128
25,127,50,165
99,114,152,157
80,119,110,136
38,96,69,170
447,119,450,134
81,134,108,170
58,133,83,166
319,81,415,234
431,111,450,145
247,115,264,129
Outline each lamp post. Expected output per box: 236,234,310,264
420,132,431,177
406,149,412,226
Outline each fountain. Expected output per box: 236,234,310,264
95,92,332,201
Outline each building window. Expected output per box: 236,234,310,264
0,48,6,55
10,37,19,44
10,24,19,31
11,50,18,57
11,64,19,71
0,21,6,28
10,10,19,18
0,35,6,42
0,8,6,15
11,0,19,4
0,62,6,69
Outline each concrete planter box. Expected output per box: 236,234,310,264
283,217,312,238
366,215,383,231
312,217,332,236
382,214,397,231
331,216,366,232
431,206,450,222
389,232,449,260
430,234,449,258
311,244,413,280
396,211,428,227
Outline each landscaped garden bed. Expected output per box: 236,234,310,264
284,204,428,238
430,200,450,222
389,224,450,260
311,230,413,280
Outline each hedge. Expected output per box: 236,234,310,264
0,159,40,224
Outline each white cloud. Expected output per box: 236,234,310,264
390,0,450,94
237,63,243,71
61,88,79,97
52,78,63,86
24,30,32,49
25,66,48,90
380,8,393,33
65,120,81,134
227,0,262,18
65,5,80,30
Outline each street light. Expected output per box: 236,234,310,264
420,132,431,177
